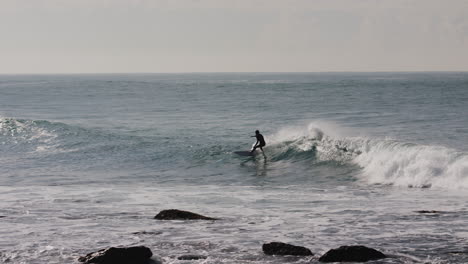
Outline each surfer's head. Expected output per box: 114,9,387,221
255,130,260,134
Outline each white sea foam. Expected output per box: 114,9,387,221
269,121,468,189
268,121,353,145
0,117,58,153
354,139,468,189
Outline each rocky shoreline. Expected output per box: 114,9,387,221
78,209,388,264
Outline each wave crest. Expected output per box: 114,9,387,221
269,122,468,189
354,139,468,189
0,117,58,152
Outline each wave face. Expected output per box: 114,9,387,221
0,118,59,152
0,116,165,184
267,122,468,189
0,117,109,157
267,122,360,163
2,116,467,189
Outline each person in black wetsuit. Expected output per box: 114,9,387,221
251,130,266,153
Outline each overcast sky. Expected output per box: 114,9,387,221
1,0,467,73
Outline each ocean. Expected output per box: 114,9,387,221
0,72,467,263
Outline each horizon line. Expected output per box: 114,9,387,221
1,70,468,75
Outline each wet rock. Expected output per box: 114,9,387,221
177,255,208,260
408,184,432,188
448,250,468,255
78,246,153,264
319,245,386,262
154,209,217,220
148,258,163,264
416,210,440,214
132,231,163,235
262,242,314,256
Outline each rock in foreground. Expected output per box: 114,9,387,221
319,245,386,262
78,246,153,264
154,209,217,220
263,242,314,256
416,210,440,214
177,255,208,260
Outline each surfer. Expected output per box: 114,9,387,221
251,130,266,153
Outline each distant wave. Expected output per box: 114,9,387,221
0,116,168,169
268,122,468,189
0,117,125,155
0,117,60,153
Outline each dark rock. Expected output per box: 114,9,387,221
319,245,386,262
78,246,153,264
177,255,208,260
262,242,314,256
416,210,440,214
408,184,432,188
132,231,163,235
154,209,217,220
448,251,468,255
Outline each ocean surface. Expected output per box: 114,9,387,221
0,72,467,264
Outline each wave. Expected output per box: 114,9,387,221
2,117,467,189
0,117,169,171
0,117,131,156
354,139,468,189
268,122,468,189
267,122,362,163
0,117,60,153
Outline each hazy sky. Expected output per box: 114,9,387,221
1,0,467,73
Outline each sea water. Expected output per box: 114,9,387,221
0,72,467,263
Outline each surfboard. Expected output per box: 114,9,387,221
234,151,255,157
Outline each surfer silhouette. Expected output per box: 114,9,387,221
251,130,266,153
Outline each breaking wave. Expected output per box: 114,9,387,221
0,117,60,153
268,122,468,189
2,117,467,189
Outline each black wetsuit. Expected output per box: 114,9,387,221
256,134,266,147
